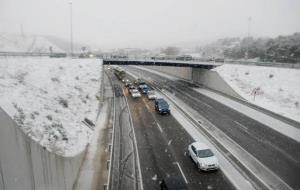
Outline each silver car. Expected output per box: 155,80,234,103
131,89,141,98
147,90,157,100
188,141,219,171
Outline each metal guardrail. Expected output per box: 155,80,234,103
0,51,51,57
225,60,300,69
145,80,291,190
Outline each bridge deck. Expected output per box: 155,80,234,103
103,59,222,69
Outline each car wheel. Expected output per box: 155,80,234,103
187,151,190,157
197,163,201,170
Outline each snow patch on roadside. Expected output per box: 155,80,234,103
0,57,102,156
215,64,300,123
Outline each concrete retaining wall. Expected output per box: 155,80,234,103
144,66,192,80
0,108,86,190
226,60,300,69
191,68,244,99
144,65,243,99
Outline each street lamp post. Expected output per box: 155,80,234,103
246,17,251,59
69,2,73,57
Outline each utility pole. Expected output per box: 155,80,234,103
248,17,251,39
69,2,73,57
20,24,25,38
246,17,251,59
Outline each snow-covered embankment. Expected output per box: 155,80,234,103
215,64,300,123
0,57,102,189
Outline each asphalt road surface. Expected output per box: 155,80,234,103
106,70,140,190
124,66,300,190
123,72,235,190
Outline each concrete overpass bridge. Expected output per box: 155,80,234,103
103,58,242,99
103,58,222,70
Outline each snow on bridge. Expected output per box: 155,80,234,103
103,58,222,69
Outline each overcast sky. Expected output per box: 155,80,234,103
1,0,300,49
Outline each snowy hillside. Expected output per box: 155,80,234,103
0,57,102,156
0,33,64,53
215,64,300,123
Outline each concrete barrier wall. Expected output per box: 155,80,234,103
191,68,244,99
144,66,243,99
226,60,300,69
0,107,86,190
144,66,192,80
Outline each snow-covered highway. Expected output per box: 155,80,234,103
122,66,300,190
116,70,235,190
1,57,299,190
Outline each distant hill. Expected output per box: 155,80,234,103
197,33,300,63
0,33,97,54
44,35,89,53
0,33,65,53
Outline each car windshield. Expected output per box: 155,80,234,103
159,102,169,108
197,149,214,158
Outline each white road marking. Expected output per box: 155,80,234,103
156,123,163,133
123,88,144,190
152,174,158,181
233,120,249,132
165,91,291,190
144,99,152,110
176,162,188,184
195,88,300,143
200,100,213,109
142,98,163,133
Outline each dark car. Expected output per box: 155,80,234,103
125,81,132,87
139,84,149,94
155,98,170,114
128,85,137,94
160,176,187,190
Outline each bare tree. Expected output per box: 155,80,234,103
162,46,180,56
